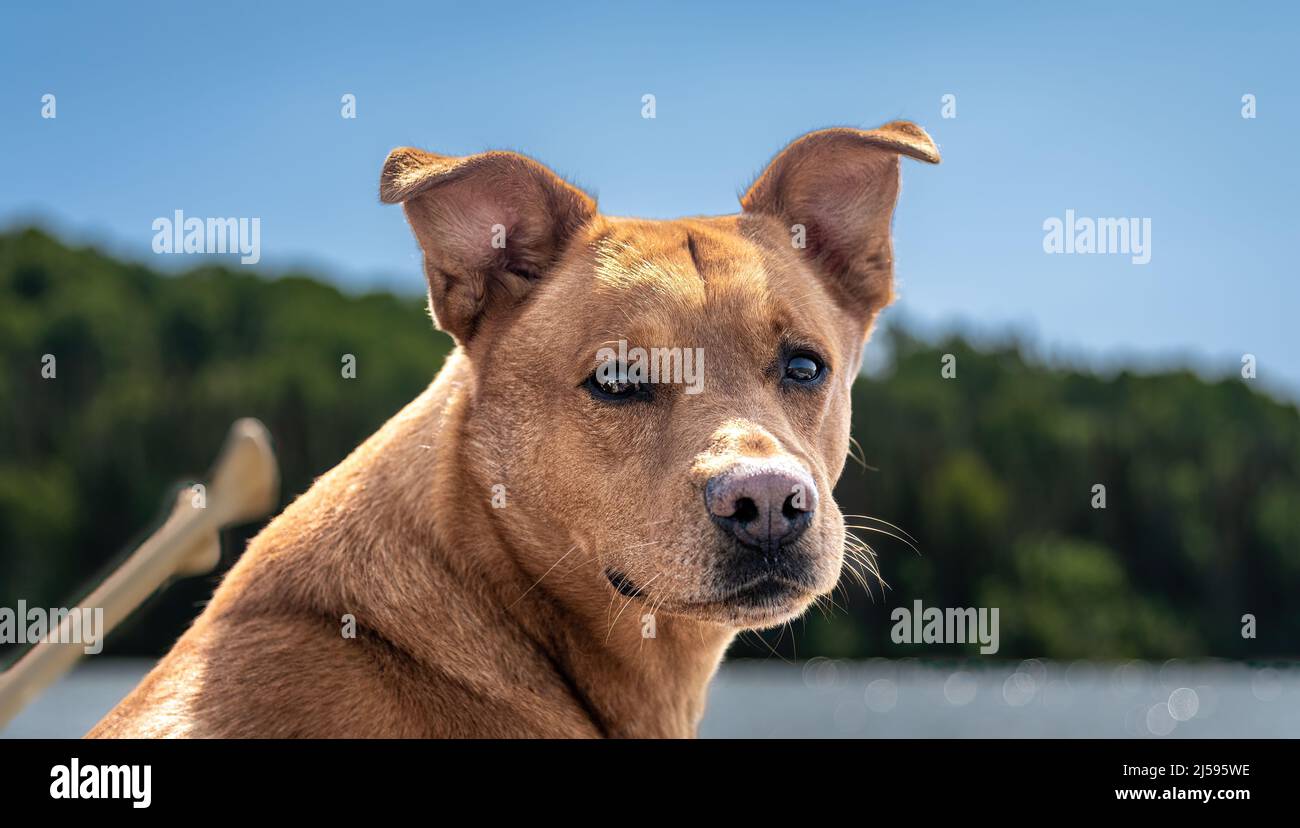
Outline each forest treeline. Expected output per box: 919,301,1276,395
2,227,1296,661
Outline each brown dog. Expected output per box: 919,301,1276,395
90,122,939,738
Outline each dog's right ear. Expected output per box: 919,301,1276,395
380,147,596,343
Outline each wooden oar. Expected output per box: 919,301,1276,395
0,418,279,729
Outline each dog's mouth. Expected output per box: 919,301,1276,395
680,574,815,628
603,567,812,628
605,569,643,599
715,576,806,606
685,575,809,615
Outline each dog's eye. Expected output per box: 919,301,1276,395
586,369,649,402
784,354,824,384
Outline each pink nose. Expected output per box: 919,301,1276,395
705,459,818,552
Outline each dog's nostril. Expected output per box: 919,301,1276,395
781,493,808,520
732,497,759,524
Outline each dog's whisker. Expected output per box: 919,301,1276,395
621,538,662,551
507,544,579,609
606,571,665,642
844,552,885,594
637,586,674,655
843,542,880,577
836,557,872,600
842,514,920,545
825,592,845,614
770,619,789,650
843,521,918,552
840,536,887,598
749,626,794,665
842,528,917,565
846,436,869,471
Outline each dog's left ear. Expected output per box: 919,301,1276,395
380,147,596,343
741,121,940,322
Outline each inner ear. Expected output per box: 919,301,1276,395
380,148,596,343
741,122,940,325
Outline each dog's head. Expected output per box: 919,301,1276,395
381,123,938,630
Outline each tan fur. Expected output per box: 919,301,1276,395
90,122,938,738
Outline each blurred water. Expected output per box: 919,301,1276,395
700,658,1300,738
3,658,1296,738
3,659,151,739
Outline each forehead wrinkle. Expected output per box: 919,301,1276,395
594,235,702,289
589,235,709,337
584,221,822,364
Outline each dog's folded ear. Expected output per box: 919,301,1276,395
381,147,596,343
741,121,939,323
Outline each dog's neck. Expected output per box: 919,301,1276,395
368,351,735,737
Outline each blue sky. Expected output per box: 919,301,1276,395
2,1,1297,397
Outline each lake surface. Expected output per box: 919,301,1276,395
3,658,1296,738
